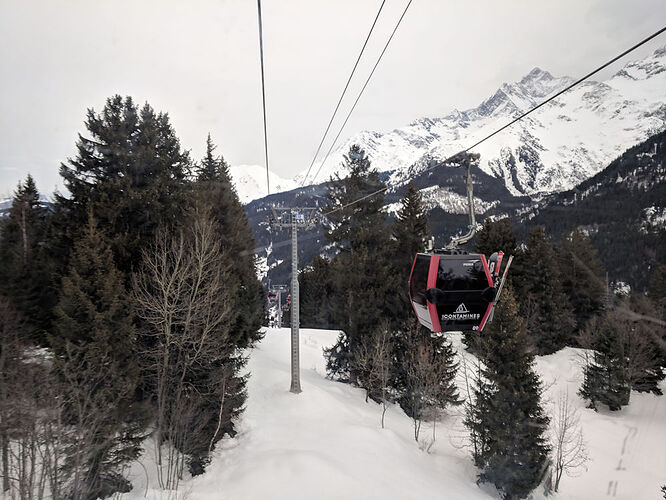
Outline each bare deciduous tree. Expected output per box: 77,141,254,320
0,297,72,499
402,324,459,445
550,390,588,492
134,210,234,491
350,323,392,428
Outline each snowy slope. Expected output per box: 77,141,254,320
122,329,665,500
300,46,666,196
229,165,297,204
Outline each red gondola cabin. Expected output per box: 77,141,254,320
409,252,504,333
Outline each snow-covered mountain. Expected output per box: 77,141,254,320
301,46,666,196
228,165,297,204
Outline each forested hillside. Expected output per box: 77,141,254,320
519,129,666,289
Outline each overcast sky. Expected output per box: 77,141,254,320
1,0,665,197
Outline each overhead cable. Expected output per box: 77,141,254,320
308,0,415,186
257,0,270,194
300,0,388,187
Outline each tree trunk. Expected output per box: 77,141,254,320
1,428,9,492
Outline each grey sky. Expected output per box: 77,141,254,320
1,0,665,197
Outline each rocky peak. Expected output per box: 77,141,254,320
520,67,553,84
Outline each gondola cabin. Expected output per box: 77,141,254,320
409,252,505,333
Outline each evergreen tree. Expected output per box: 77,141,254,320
0,175,49,337
649,264,666,320
625,293,665,395
323,145,399,381
647,265,666,391
578,312,632,411
521,226,576,354
465,288,550,500
475,217,518,258
51,213,142,499
395,321,461,423
300,256,335,329
471,217,521,350
391,182,429,323
53,95,191,277
194,135,263,347
557,228,606,331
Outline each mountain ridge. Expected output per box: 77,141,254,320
296,46,666,197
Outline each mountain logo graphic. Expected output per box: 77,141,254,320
455,303,469,314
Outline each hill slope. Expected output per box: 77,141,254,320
122,329,666,500
519,129,666,289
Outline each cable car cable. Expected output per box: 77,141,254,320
322,25,666,217
257,0,270,195
308,0,415,187
300,0,388,187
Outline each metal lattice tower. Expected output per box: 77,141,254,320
270,207,318,393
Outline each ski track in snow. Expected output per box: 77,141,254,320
121,330,666,500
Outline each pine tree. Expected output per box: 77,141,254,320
53,96,191,277
578,313,631,411
323,145,399,381
475,217,517,258
465,288,550,500
557,228,606,331
521,226,576,354
579,292,664,403
300,256,335,329
395,321,461,429
0,175,49,337
625,294,665,395
50,212,142,499
391,182,429,323
649,264,666,320
470,217,521,350
194,135,263,347
647,265,666,391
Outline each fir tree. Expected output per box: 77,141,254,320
579,293,664,401
391,182,429,323
475,217,518,258
53,95,191,277
323,145,399,381
51,212,142,499
465,288,550,500
194,135,263,347
578,312,631,411
0,175,49,337
300,255,335,329
649,264,666,320
521,226,576,354
395,321,461,428
557,228,606,331
471,217,521,350
625,294,665,395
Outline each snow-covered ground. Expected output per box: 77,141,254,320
122,329,666,500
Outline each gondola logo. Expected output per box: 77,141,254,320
455,303,469,314
442,302,479,321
